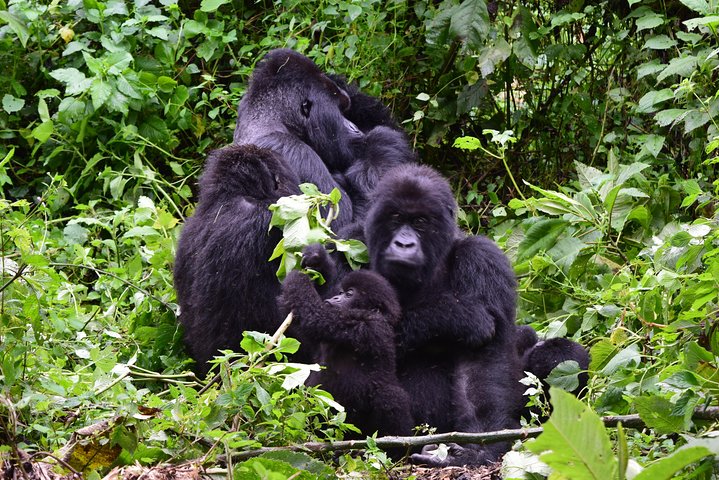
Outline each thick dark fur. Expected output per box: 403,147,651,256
523,337,590,396
310,164,526,466
233,49,359,226
278,270,413,437
234,49,414,224
173,144,301,374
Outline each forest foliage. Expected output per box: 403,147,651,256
1,0,719,478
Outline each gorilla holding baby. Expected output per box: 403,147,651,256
175,50,413,373
279,269,413,438
306,164,527,466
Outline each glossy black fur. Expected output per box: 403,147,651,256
323,165,527,466
233,49,359,226
173,144,301,374
278,270,413,437
234,49,414,224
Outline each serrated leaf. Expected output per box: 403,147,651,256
680,0,710,13
657,55,698,82
477,38,511,77
90,78,112,110
123,226,160,238
633,395,687,434
527,388,618,479
518,219,568,261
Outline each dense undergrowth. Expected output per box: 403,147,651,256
1,0,718,478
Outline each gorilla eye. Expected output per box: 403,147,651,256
301,99,313,117
273,174,281,190
413,217,428,229
345,288,354,297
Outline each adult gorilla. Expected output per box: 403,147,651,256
174,144,301,374
233,49,414,223
307,164,526,466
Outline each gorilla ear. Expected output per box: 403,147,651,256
301,99,313,118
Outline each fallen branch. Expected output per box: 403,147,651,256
224,406,719,462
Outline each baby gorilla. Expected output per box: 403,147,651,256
279,270,413,438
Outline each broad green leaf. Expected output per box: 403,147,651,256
683,110,710,133
636,89,674,113
31,120,54,143
601,344,641,376
680,0,710,13
643,35,677,50
90,78,112,110
657,55,698,82
545,360,583,392
518,219,568,261
617,423,629,480
636,59,665,79
0,11,29,47
477,38,511,77
633,395,687,434
655,108,688,127
616,162,650,185
2,94,24,114
123,226,160,238
200,0,230,12
575,161,604,190
527,388,618,479
634,446,711,480
453,136,482,151
282,217,311,249
684,15,719,30
637,134,665,158
548,236,588,272
635,12,665,31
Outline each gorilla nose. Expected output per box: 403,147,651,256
393,226,418,250
394,237,416,249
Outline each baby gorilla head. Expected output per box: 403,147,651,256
325,270,401,326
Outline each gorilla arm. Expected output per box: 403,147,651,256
398,235,517,352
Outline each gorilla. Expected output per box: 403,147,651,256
173,144,301,374
279,269,413,438
305,164,526,466
233,49,413,224
523,337,590,397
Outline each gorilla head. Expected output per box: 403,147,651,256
325,270,401,326
196,144,298,207
234,49,361,172
364,165,459,291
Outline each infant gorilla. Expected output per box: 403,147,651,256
279,270,413,437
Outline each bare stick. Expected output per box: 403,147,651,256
223,406,719,462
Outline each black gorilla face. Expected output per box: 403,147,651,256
325,270,401,324
365,165,458,290
238,49,362,171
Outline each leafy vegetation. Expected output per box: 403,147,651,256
1,0,719,478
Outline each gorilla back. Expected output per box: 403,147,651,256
173,144,300,374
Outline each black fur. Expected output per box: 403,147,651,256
234,49,414,224
278,270,413,437
173,144,300,374
324,165,527,466
233,49,359,226
523,337,590,396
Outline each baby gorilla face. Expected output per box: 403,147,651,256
325,288,357,309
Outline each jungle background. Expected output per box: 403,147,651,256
1,0,719,478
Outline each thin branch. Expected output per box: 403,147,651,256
224,407,719,462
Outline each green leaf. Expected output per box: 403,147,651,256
453,136,482,151
657,55,698,82
31,120,54,143
643,35,677,50
633,395,687,434
635,12,665,31
518,219,568,261
2,94,24,114
680,0,710,13
527,388,618,479
0,11,29,47
123,226,160,238
655,108,688,127
634,446,711,480
545,360,583,392
200,0,230,12
477,38,511,77
90,78,112,110
636,89,674,113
